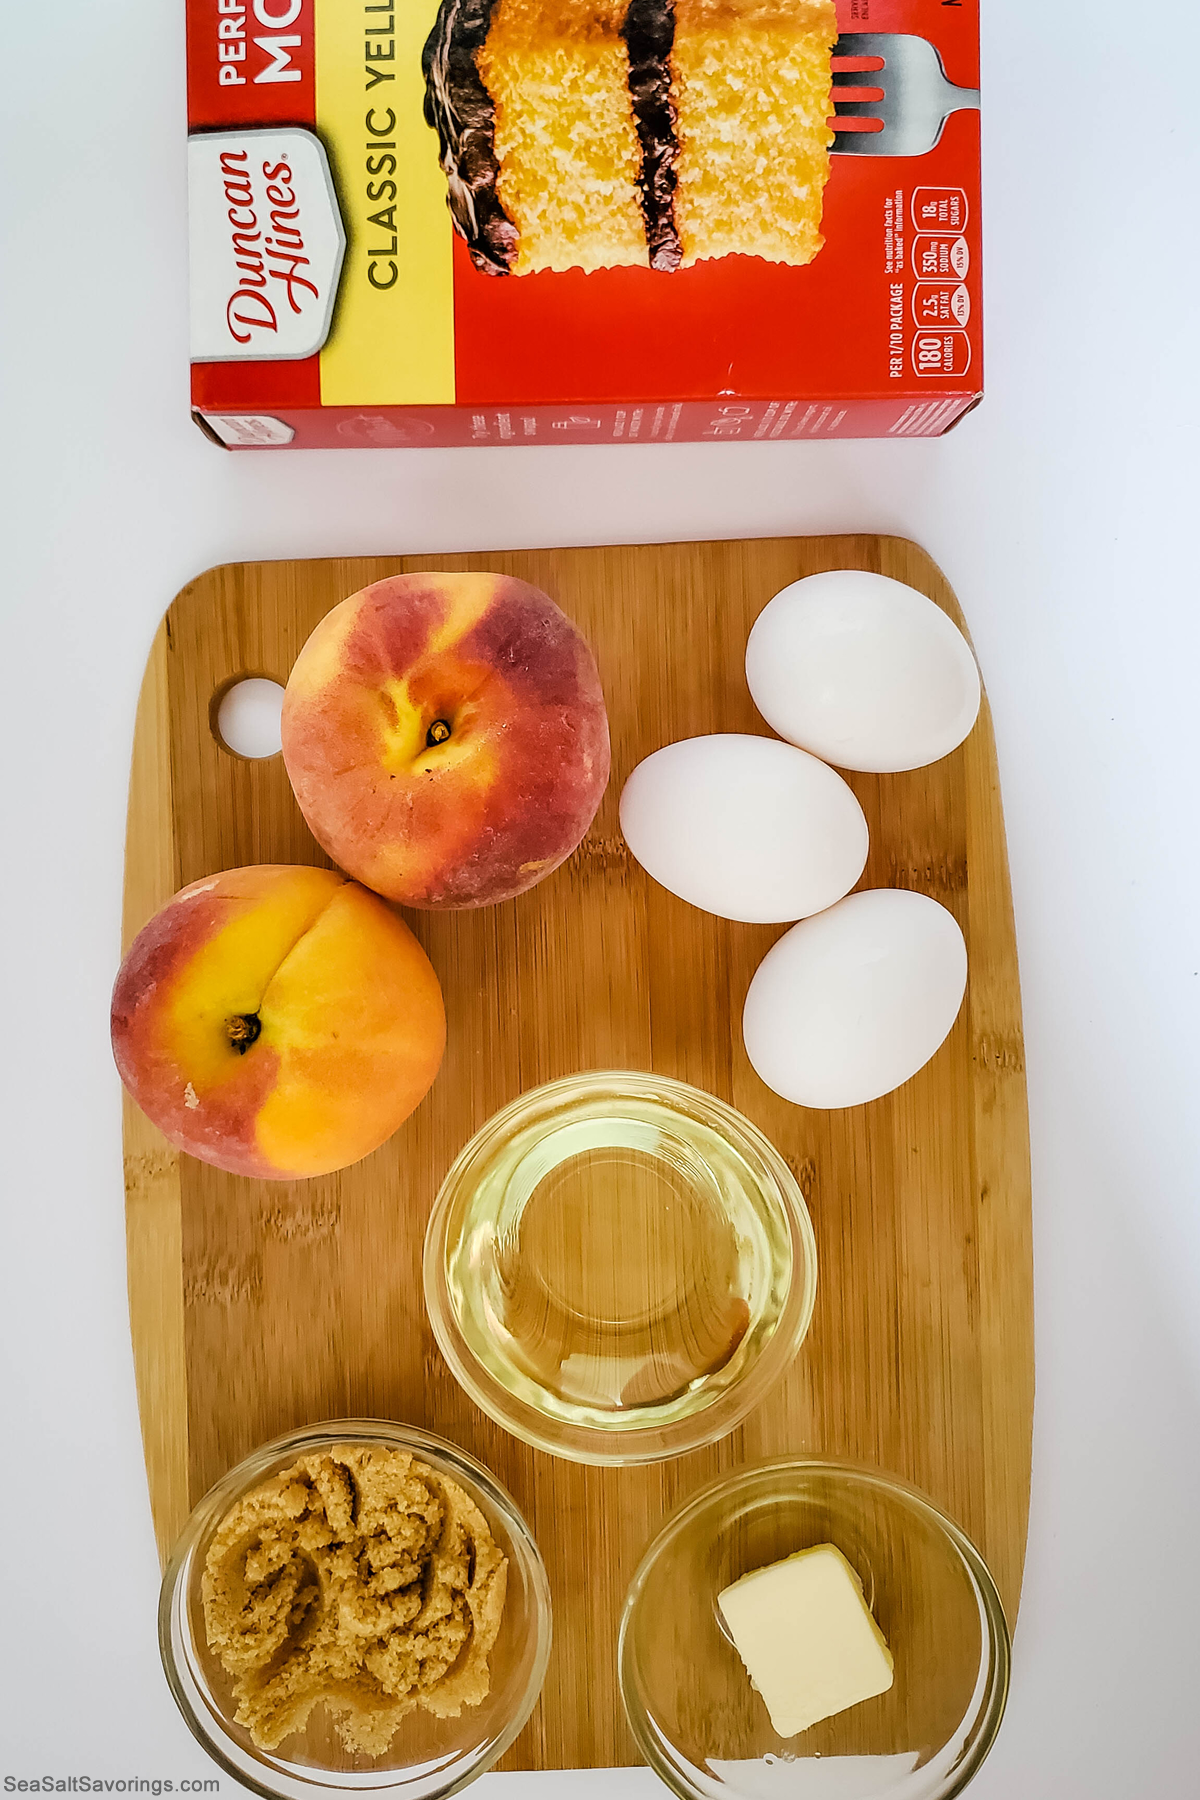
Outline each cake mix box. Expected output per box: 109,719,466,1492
186,0,981,449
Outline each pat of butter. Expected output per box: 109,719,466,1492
717,1543,894,1738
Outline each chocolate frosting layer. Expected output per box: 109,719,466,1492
423,0,518,276
621,0,682,272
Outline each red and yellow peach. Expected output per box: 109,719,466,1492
280,572,610,909
111,865,446,1178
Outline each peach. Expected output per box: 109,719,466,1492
111,865,446,1179
280,572,610,908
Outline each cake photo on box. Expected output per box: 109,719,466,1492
422,0,837,276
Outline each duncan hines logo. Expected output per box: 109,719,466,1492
188,128,346,361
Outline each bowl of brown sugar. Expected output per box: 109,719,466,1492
159,1420,552,1799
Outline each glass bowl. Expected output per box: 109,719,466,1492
423,1071,817,1465
159,1420,552,1800
619,1459,1010,1800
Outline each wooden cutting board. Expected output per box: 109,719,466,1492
122,536,1032,1772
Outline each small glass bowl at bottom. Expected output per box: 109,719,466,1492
619,1459,1010,1800
159,1420,552,1800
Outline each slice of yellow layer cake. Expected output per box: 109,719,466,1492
480,0,649,275
672,0,837,268
423,0,838,275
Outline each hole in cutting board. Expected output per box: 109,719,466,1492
212,677,285,759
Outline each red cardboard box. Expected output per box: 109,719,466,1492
187,0,981,449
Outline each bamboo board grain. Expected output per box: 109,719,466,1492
122,536,1033,1772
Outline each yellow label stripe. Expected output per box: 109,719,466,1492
316,0,455,406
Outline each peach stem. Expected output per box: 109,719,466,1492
226,1013,262,1053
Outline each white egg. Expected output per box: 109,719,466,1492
742,888,967,1108
745,570,982,773
619,734,868,924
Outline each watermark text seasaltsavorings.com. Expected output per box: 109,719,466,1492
4,1783,219,1795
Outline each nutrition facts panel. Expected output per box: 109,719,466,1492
886,186,976,382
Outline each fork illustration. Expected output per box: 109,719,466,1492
831,33,980,157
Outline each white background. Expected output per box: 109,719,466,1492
3,2,1200,1795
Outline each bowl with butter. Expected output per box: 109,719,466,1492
159,1420,552,1800
618,1458,1010,1800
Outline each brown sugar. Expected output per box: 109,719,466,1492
201,1444,508,1757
